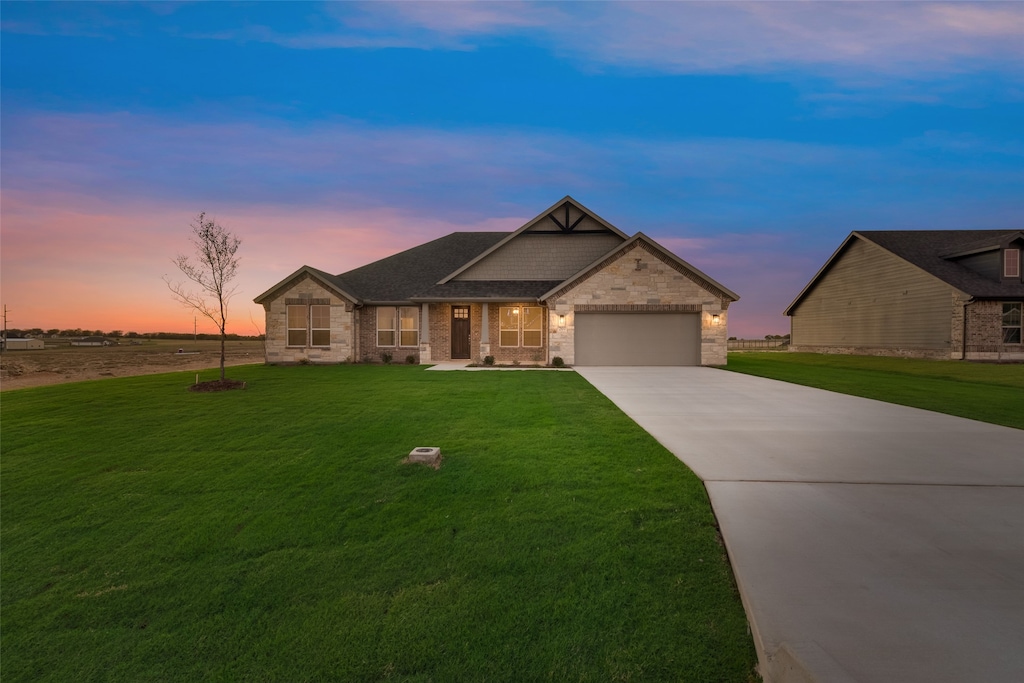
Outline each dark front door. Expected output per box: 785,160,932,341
451,306,471,359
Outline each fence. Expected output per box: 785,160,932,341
728,338,790,351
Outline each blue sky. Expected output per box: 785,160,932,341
2,1,1023,335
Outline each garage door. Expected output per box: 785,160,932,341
575,312,701,366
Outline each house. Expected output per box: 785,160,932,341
255,197,739,366
785,230,1024,360
70,336,111,347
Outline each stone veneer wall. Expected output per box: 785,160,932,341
546,242,730,366
263,274,354,364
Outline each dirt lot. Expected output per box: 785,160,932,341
1,340,265,391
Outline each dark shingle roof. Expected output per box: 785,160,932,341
335,232,509,302
856,230,1024,298
412,280,564,301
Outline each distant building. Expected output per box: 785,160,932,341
70,336,112,347
2,338,45,350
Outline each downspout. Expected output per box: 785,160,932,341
960,297,975,360
354,303,363,363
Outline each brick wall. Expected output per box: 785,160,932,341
263,274,354,364
357,306,422,364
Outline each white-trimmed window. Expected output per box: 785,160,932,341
500,307,520,346
499,306,543,347
377,306,396,347
287,305,308,347
399,307,419,347
310,305,331,347
1005,249,1021,278
522,306,542,347
1003,303,1022,344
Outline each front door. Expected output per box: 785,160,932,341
451,306,471,359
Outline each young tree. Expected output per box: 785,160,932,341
164,212,241,381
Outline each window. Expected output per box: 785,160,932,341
288,304,331,347
287,305,308,346
500,307,520,346
1006,249,1021,278
1003,303,1022,344
377,306,396,347
522,306,542,347
310,305,331,346
499,306,544,347
399,307,419,347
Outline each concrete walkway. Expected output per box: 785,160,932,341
575,366,1024,683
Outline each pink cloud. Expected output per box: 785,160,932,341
0,189,524,334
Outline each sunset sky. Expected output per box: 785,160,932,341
2,2,1023,337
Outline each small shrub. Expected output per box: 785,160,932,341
298,358,312,366
406,355,416,364
552,356,565,368
512,359,521,366
381,352,393,365
483,355,495,366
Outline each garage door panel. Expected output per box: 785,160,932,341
575,313,700,366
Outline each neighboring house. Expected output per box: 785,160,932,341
255,197,739,366
1,338,45,350
785,230,1024,360
70,336,111,347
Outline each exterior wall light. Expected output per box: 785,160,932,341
558,314,566,327
712,313,721,325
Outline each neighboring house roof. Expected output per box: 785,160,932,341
785,229,1024,315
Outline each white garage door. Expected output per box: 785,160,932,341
574,312,701,366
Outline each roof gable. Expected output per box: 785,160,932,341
439,196,628,284
253,265,360,305
541,232,740,302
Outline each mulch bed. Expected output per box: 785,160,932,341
189,379,246,392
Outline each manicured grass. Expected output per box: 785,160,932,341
726,352,1024,430
2,366,757,682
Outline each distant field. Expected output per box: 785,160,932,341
1,339,263,391
726,352,1024,429
1,366,758,682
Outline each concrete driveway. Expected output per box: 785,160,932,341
576,366,1024,683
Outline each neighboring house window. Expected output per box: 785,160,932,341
287,305,308,346
1006,249,1021,278
499,306,543,347
310,305,331,347
399,307,419,347
1003,303,1022,344
500,307,520,346
377,306,397,346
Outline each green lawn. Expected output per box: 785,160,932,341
726,352,1024,430
1,366,757,682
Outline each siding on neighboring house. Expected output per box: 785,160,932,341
790,238,954,354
